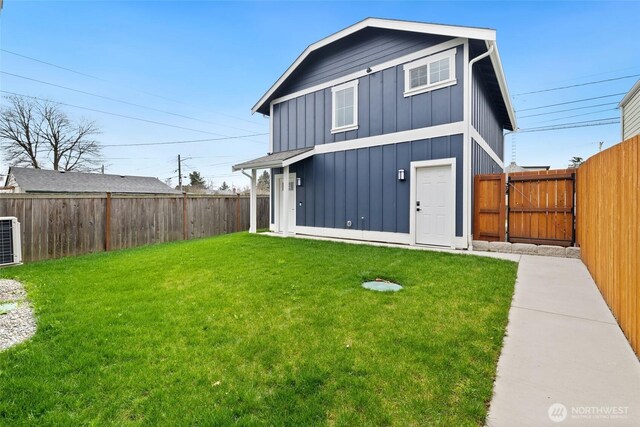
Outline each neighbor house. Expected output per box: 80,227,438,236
4,167,180,194
234,18,516,249
620,79,640,140
505,162,550,173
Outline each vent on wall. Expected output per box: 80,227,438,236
0,217,22,266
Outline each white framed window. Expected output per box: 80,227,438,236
403,48,457,97
331,80,359,133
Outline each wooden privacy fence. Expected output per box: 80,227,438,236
0,193,269,263
473,169,576,246
577,135,639,357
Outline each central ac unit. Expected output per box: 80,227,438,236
0,217,22,266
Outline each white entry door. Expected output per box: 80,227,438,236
275,174,296,232
415,165,453,246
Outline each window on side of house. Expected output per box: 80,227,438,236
403,48,457,97
331,80,359,133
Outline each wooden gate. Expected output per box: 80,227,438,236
507,170,575,246
473,174,506,242
473,169,576,246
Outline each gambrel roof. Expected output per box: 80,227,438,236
252,17,517,131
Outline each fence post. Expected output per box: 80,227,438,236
499,173,506,242
105,192,111,251
235,193,241,232
182,192,188,240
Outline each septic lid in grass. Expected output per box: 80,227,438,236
362,280,403,292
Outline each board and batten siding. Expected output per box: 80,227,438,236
622,87,640,140
275,135,464,237
278,28,453,96
472,70,504,161
271,44,464,153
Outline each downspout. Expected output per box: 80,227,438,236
466,43,495,248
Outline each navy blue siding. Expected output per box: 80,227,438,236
472,71,504,161
291,135,463,236
271,44,464,153
277,28,452,97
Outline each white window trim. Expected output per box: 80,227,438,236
331,80,359,133
403,48,457,97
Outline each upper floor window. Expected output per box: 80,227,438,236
403,48,457,97
331,80,359,133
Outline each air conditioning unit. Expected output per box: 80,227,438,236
0,217,22,266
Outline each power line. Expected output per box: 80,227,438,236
513,74,640,96
528,108,618,125
0,48,264,127
517,118,620,133
1,71,266,134
518,102,619,118
101,135,268,147
516,93,626,112
0,90,267,142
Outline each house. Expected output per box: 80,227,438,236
234,18,516,249
620,79,640,140
505,162,550,173
4,167,180,194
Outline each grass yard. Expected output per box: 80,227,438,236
0,233,517,426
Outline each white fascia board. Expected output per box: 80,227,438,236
283,149,316,167
470,126,505,168
252,17,496,114
486,40,518,130
619,79,640,108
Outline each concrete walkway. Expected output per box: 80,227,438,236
487,255,640,426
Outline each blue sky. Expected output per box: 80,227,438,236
1,1,638,187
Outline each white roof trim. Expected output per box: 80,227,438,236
486,40,518,130
619,79,640,108
252,17,497,114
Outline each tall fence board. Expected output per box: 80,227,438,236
577,135,639,357
0,193,269,263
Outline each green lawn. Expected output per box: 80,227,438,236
0,233,517,426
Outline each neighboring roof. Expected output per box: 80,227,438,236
619,79,640,108
6,167,180,194
504,162,550,173
232,147,313,171
251,17,517,130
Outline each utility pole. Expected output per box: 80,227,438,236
598,141,604,152
178,154,183,192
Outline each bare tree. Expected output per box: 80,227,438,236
39,101,101,171
0,95,43,169
0,95,102,171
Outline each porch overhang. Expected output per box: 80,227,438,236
232,147,313,172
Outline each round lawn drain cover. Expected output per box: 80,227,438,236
362,280,403,292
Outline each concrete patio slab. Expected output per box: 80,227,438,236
487,255,640,426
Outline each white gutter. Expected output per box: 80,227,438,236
467,44,494,248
